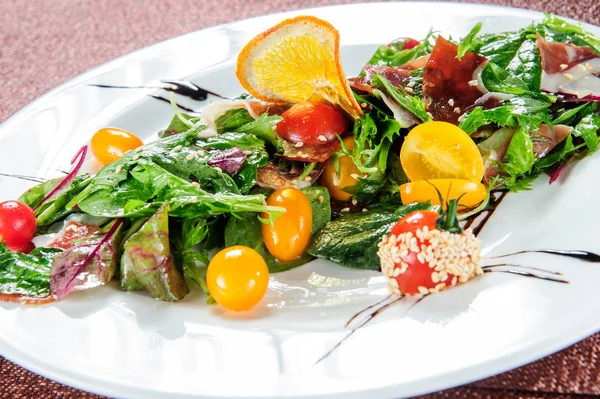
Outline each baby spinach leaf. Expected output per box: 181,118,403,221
215,109,255,133
232,112,283,150
572,114,600,154
502,126,535,180
541,14,600,54
0,243,62,298
121,203,189,301
478,31,528,68
505,39,542,92
553,103,599,126
481,62,530,95
308,202,433,270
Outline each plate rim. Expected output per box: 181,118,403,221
1,2,599,398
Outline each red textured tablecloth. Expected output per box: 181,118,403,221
1,0,600,398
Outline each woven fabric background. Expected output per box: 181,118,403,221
1,0,599,398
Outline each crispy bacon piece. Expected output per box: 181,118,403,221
536,34,598,74
278,139,340,163
423,36,487,124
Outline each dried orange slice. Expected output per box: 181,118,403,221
236,15,363,119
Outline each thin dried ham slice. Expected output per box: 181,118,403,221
278,139,340,163
349,65,412,95
257,163,323,190
531,124,573,159
537,35,600,99
423,36,487,124
537,34,598,74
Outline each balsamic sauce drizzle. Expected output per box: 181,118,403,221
149,95,196,113
482,268,568,284
463,191,508,236
488,249,600,263
344,294,392,327
88,79,229,110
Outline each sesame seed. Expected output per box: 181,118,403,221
188,197,199,203
457,114,467,123
66,224,77,232
173,145,183,152
587,63,593,71
407,81,416,88
563,73,574,80
362,208,368,212
185,153,195,161
431,271,440,283
405,87,414,93
582,117,591,123
560,64,568,70
318,196,324,203
426,112,434,119
360,102,368,108
213,166,222,173
304,176,312,181
341,207,350,212
454,107,461,114
435,283,446,291
352,198,358,205
418,286,429,295
468,80,478,86
448,99,455,106
350,173,360,180
294,141,304,148
271,125,277,131
191,182,201,188
242,150,251,155
115,165,123,174
197,150,206,157
318,135,327,142
578,64,587,71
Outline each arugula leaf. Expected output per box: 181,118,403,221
224,186,331,273
572,114,600,154
0,244,62,297
215,108,255,133
457,22,483,60
481,62,530,95
121,203,189,301
361,29,435,73
502,126,535,179
505,39,542,91
553,103,599,126
307,203,434,270
372,74,431,122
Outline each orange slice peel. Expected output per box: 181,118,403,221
236,15,363,119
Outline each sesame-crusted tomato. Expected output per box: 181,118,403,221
377,207,482,296
276,102,348,145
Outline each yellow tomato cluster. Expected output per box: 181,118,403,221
399,121,486,210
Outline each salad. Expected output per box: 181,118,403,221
0,14,599,311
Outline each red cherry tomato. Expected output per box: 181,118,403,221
401,38,420,50
388,210,455,295
0,201,37,252
276,102,347,145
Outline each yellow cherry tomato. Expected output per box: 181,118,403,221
262,188,312,261
320,137,366,201
207,246,269,311
400,121,484,182
91,127,143,165
400,179,487,211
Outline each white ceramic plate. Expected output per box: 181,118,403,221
1,2,600,398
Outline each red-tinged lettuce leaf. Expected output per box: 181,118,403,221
537,34,598,74
423,36,488,124
50,219,124,300
120,203,189,301
278,139,340,163
47,220,101,250
206,147,247,175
